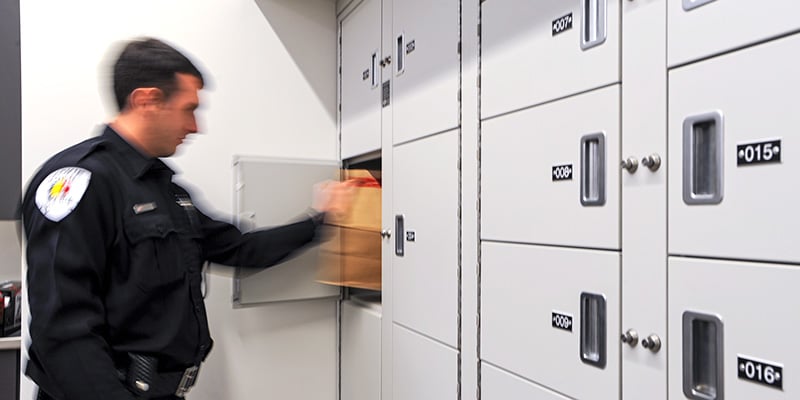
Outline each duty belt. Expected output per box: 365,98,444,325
119,354,199,398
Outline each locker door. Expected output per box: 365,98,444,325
481,0,621,119
669,258,800,399
668,0,800,67
668,34,800,264
482,363,571,400
341,0,382,159
481,242,621,400
341,300,381,400
392,130,459,347
393,325,458,400
391,0,459,144
482,85,621,250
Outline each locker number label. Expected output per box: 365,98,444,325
552,13,573,36
406,40,416,55
737,139,781,166
362,69,370,81
552,311,573,332
406,230,416,242
738,356,783,390
552,164,574,181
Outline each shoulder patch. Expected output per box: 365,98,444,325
34,167,92,222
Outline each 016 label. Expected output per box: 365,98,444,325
738,356,783,390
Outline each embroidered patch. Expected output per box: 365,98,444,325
34,167,92,222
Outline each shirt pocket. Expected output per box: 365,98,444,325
123,213,187,292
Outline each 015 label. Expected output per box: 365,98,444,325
737,139,781,166
552,311,573,332
738,356,783,390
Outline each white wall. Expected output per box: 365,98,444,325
20,1,338,399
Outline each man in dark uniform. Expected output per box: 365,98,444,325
22,38,344,399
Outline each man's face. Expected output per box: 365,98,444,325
149,73,201,157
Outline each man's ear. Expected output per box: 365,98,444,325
129,88,164,111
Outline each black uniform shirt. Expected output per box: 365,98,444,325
23,126,318,400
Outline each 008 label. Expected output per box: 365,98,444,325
737,139,781,166
738,356,783,390
552,164,573,181
552,311,573,332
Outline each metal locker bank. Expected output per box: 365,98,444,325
15,0,800,399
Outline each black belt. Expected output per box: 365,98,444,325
119,354,200,398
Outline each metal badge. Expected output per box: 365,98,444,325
133,202,157,214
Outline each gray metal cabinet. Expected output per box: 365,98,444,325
0,0,21,220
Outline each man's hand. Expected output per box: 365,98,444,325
312,180,355,221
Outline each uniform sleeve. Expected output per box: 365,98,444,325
197,209,319,268
23,170,136,400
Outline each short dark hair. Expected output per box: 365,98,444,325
112,38,204,111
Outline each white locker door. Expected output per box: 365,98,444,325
669,33,800,264
668,0,800,67
392,130,459,347
481,242,620,400
481,363,572,400
341,0,382,159
341,300,381,400
669,258,800,399
393,325,458,400
481,0,621,119
391,0,459,145
482,85,621,250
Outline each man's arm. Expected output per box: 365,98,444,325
23,168,135,400
198,211,319,268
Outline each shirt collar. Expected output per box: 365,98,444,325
101,125,175,179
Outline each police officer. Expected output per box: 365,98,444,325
22,38,345,399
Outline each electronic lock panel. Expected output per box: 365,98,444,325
391,0,459,144
669,257,800,399
668,33,800,264
668,0,800,67
482,85,620,250
392,130,459,347
340,0,382,159
481,242,620,400
481,0,620,119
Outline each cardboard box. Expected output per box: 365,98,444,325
316,170,382,291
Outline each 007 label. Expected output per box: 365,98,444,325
552,13,573,36
738,356,783,390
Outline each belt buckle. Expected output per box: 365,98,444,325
175,365,199,398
